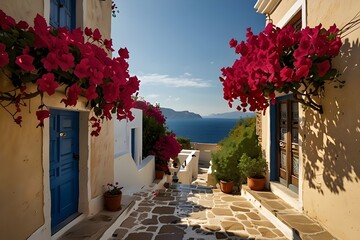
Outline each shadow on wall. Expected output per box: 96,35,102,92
302,38,360,194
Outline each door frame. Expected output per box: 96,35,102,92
34,109,90,239
49,109,80,234
269,95,303,209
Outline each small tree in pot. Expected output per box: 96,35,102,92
238,154,267,191
211,146,241,193
211,117,261,193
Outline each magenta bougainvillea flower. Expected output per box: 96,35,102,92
36,109,50,128
15,54,35,72
220,22,343,113
134,100,182,174
0,10,139,135
36,73,59,95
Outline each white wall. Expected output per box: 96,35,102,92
113,108,155,193
114,153,155,193
114,108,143,164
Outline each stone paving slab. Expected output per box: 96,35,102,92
109,184,288,240
58,195,135,240
242,186,337,240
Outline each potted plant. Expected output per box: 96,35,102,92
155,167,165,179
211,150,240,194
103,182,123,211
238,154,268,191
211,118,261,194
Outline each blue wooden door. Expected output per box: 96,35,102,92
50,110,79,234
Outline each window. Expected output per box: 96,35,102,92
287,10,302,31
50,0,76,30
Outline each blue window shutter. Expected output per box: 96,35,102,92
50,0,60,29
50,0,76,30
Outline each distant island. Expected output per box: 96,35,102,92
161,107,255,120
204,111,256,119
161,107,202,119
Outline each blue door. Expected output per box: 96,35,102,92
50,0,76,30
50,110,79,234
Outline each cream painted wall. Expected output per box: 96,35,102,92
81,0,113,200
0,83,44,239
301,1,360,238
0,0,113,238
261,0,360,238
90,120,114,198
0,0,44,23
268,0,297,24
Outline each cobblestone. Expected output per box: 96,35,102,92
109,184,287,239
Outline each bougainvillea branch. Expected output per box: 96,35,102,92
0,10,139,136
220,22,345,114
134,100,182,174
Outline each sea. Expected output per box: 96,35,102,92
166,118,239,144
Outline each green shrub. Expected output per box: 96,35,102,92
142,116,165,157
211,117,261,184
238,154,267,179
176,137,191,149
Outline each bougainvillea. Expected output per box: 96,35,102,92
133,100,166,125
220,22,344,113
154,133,182,173
0,10,139,136
134,100,182,174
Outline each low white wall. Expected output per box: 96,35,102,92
190,142,219,164
176,150,199,184
114,153,155,194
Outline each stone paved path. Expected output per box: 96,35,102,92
109,184,288,240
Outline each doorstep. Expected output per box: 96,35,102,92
57,195,135,240
241,185,337,240
57,176,168,240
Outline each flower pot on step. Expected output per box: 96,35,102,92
155,170,164,179
220,180,234,194
247,177,266,191
103,192,122,211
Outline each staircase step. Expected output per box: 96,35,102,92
241,185,337,240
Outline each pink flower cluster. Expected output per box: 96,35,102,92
220,23,342,112
134,100,166,125
154,133,182,164
134,100,182,174
0,10,139,135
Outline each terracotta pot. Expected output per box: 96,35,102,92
220,180,234,194
155,170,164,179
247,177,266,191
104,192,122,211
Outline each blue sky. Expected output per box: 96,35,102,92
111,0,265,116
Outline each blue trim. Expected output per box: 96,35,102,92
276,94,293,101
269,103,277,181
131,128,136,162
